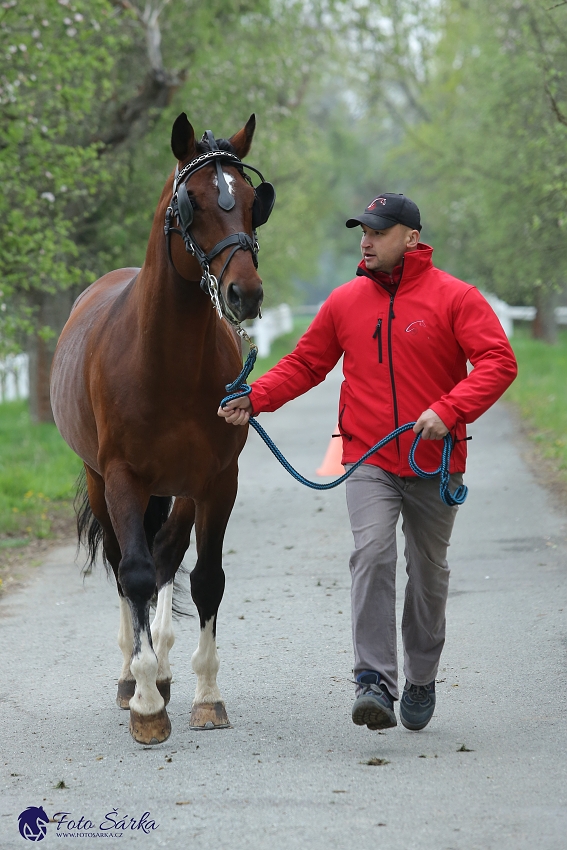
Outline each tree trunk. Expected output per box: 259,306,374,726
532,288,557,344
27,290,75,424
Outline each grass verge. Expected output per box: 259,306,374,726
0,400,82,539
505,326,567,493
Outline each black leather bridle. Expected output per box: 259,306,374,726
163,130,275,324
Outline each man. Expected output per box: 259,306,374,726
218,194,517,732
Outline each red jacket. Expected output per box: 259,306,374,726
249,244,518,476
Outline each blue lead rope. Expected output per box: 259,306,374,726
221,345,467,507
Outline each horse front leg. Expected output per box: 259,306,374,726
189,466,237,730
104,464,170,745
150,496,196,706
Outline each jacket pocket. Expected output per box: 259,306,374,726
373,317,383,363
338,404,352,441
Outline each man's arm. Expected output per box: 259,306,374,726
218,297,344,425
429,287,518,430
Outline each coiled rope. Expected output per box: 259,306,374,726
221,343,467,506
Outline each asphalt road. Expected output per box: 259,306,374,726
1,365,566,849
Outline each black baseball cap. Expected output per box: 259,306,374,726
346,193,421,232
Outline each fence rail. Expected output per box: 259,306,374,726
0,353,29,403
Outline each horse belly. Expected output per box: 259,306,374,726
50,269,140,470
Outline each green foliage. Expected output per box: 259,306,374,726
385,1,567,303
506,327,567,476
335,0,567,308
0,400,81,537
0,0,124,352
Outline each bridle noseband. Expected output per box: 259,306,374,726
163,131,275,326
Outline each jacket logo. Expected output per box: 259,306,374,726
405,320,426,334
367,197,387,209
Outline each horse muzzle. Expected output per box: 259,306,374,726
225,281,264,321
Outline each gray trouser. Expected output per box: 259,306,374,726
345,463,462,700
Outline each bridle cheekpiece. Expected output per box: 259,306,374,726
163,131,275,329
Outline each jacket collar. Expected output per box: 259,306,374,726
356,242,433,285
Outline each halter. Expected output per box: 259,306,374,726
163,131,275,327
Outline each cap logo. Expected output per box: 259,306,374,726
367,197,387,210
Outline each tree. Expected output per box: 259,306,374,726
334,0,567,343
0,0,338,419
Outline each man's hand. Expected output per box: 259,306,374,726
217,396,252,426
413,408,449,440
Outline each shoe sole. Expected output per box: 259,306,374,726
352,696,397,730
399,709,434,731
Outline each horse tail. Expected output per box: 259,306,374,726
75,469,106,576
74,469,173,575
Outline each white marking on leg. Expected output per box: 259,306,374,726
191,617,222,704
117,596,134,682
129,614,164,716
150,583,175,681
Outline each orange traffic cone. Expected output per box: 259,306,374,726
316,426,345,476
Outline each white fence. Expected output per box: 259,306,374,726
482,293,567,338
247,303,293,357
0,353,29,403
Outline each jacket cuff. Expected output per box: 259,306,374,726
429,401,458,431
248,384,270,416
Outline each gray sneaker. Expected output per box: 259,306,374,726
399,680,436,730
352,671,397,730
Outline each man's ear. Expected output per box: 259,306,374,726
408,229,420,248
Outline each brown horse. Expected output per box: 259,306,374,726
50,113,274,744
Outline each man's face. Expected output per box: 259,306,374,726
360,223,419,273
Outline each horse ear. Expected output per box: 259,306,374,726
171,113,196,161
228,114,256,159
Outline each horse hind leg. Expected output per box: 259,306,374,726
82,466,137,709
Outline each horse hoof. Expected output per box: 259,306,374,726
116,679,135,709
189,701,231,730
157,680,171,706
129,707,171,745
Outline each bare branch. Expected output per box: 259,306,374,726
544,81,567,125
97,1,183,150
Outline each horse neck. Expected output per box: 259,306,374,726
134,210,220,373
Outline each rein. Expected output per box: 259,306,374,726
221,348,469,506
163,132,275,327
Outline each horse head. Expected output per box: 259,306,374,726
167,113,274,323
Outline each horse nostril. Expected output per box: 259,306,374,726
227,283,242,311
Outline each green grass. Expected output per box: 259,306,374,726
0,401,82,538
505,326,567,476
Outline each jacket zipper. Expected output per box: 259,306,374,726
387,294,400,453
373,318,383,363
